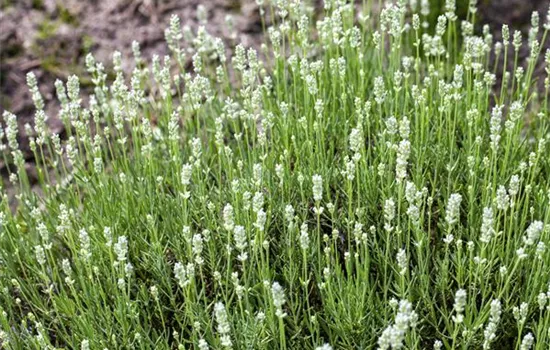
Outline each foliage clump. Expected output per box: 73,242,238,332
1,1,550,349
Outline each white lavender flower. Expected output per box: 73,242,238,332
214,302,232,348
412,14,420,31
377,300,418,350
353,222,364,244
27,72,44,111
103,227,113,248
124,262,133,279
406,204,420,225
436,15,447,37
523,221,543,246
535,241,545,259
349,127,363,154
61,258,72,275
62,259,74,285
415,0,428,15
395,139,411,183
192,234,204,265
254,209,267,232
342,156,356,181
495,186,510,210
272,282,287,318
234,226,248,262
198,338,209,350
34,245,46,266
519,333,534,350
252,191,264,213
489,105,503,151
384,198,396,233
513,302,529,325
285,205,295,226
197,4,207,25
396,249,408,275
67,75,80,102
223,204,235,231
513,30,522,52
275,164,284,186
174,261,192,288
452,289,467,323
509,175,520,198
36,223,50,248
3,111,19,150
537,292,547,311
483,299,502,349
480,207,495,243
242,192,251,211
516,247,528,259
112,51,122,73
445,0,457,21
312,175,323,202
181,163,192,186
299,222,310,250
114,236,128,263
131,40,142,64
79,229,91,262
374,76,386,105
446,193,462,227
165,15,182,52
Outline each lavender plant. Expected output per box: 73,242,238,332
0,0,549,349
